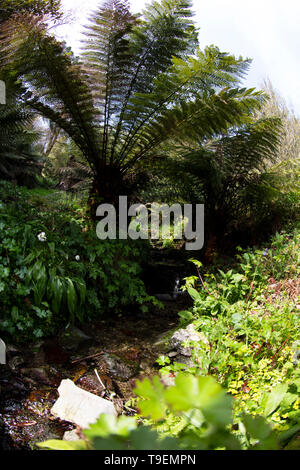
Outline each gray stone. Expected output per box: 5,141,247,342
0,338,6,364
8,356,25,370
173,354,195,368
63,429,80,441
169,324,208,357
103,353,138,381
51,379,116,429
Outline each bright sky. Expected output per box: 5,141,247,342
56,0,300,116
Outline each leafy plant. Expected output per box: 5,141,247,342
0,181,156,340
38,372,282,450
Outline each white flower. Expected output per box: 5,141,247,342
37,232,47,242
75,255,80,261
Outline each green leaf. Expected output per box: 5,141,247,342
84,414,137,440
261,383,289,417
129,427,180,450
51,277,63,314
178,310,194,322
164,374,233,426
187,287,201,302
11,305,19,322
37,439,88,450
134,376,166,421
66,277,77,320
242,414,273,441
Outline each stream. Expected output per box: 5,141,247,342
0,271,191,450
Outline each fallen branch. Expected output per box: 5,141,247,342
71,351,104,364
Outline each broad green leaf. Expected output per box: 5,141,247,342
37,439,88,450
84,414,137,440
187,287,201,302
261,383,289,417
242,415,273,440
66,277,77,319
129,427,180,450
165,374,232,427
134,376,166,421
51,277,63,314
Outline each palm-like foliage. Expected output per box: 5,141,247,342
155,116,282,244
2,0,264,206
0,0,61,24
0,102,43,183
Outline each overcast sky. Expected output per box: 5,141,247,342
56,0,300,116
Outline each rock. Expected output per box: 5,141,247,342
0,338,6,364
173,354,195,368
20,366,61,387
76,372,105,394
152,331,173,351
20,367,52,386
0,368,29,399
103,353,139,381
8,356,25,370
154,294,176,302
169,324,208,357
63,429,80,441
51,379,116,429
6,344,19,354
58,326,92,351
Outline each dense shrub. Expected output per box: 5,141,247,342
0,181,155,341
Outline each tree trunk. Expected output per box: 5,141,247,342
88,165,129,218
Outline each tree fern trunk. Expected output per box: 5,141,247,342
88,165,129,217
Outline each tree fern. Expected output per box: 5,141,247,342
1,0,265,207
0,102,43,182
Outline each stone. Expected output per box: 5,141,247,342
51,379,116,429
173,354,195,368
6,344,19,354
8,355,25,370
63,429,80,441
20,366,55,386
0,338,6,364
169,324,208,357
103,353,139,381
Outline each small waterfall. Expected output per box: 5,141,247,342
172,277,180,300
154,276,186,302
